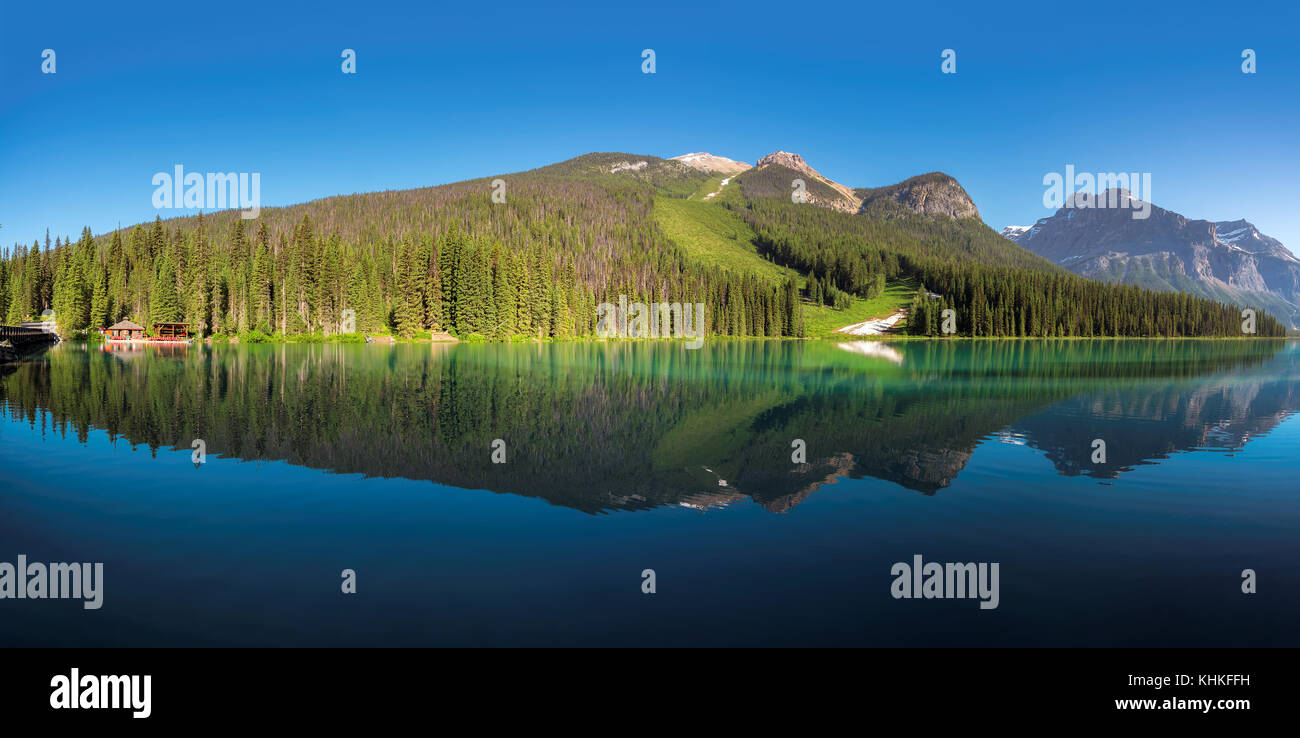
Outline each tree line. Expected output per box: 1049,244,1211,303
1,173,806,340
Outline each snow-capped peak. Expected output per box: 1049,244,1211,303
1000,225,1032,242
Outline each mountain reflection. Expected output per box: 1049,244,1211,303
1,339,1294,513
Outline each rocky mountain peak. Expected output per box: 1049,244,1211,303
670,152,752,176
756,151,812,173
857,172,980,220
754,151,862,212
1213,219,1299,263
1065,187,1147,210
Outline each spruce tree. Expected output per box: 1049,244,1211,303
150,253,182,326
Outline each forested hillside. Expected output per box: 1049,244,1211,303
724,194,1287,338
0,154,803,340
0,151,1287,340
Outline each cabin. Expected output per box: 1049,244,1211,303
106,320,146,341
152,322,191,340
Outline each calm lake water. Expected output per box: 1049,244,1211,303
1,339,1297,646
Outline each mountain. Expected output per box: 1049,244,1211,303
1000,225,1031,241
740,151,862,213
732,153,981,223
722,156,1283,336
1004,190,1300,328
856,172,980,220
1214,219,1298,263
4,151,811,341
755,152,858,199
729,151,1060,273
670,152,752,176
4,151,1286,342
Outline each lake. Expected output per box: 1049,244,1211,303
1,338,1296,646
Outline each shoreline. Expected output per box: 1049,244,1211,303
65,334,1297,347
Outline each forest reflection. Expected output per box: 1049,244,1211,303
2,339,1294,513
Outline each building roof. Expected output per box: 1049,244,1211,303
108,320,146,331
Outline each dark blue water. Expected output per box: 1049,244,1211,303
1,339,1296,646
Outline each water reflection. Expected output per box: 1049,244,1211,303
1,339,1294,512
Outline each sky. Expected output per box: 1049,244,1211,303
2,0,1298,251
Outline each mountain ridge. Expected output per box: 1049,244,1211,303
670,152,752,176
1003,190,1300,328
3,150,1287,341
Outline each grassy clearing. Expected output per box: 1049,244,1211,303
654,196,918,338
687,176,725,200
802,280,916,338
654,198,791,284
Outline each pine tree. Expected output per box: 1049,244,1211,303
492,243,516,337
394,239,421,337
89,267,109,330
252,223,273,332
150,253,182,326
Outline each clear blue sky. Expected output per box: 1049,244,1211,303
2,0,1298,251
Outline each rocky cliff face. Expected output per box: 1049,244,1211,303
755,150,813,174
1005,191,1300,328
694,150,986,222
856,172,980,220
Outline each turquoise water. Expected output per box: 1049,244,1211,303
1,339,1296,646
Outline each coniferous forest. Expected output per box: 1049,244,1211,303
0,153,1286,340
1,166,802,341
732,192,1288,338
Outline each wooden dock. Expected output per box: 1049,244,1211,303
0,325,61,363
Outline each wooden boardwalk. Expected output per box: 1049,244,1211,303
0,324,60,363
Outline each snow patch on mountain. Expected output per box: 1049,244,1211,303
1000,225,1031,242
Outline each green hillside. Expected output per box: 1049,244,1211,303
734,163,852,209
654,196,916,336
2,153,801,341
652,198,789,284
